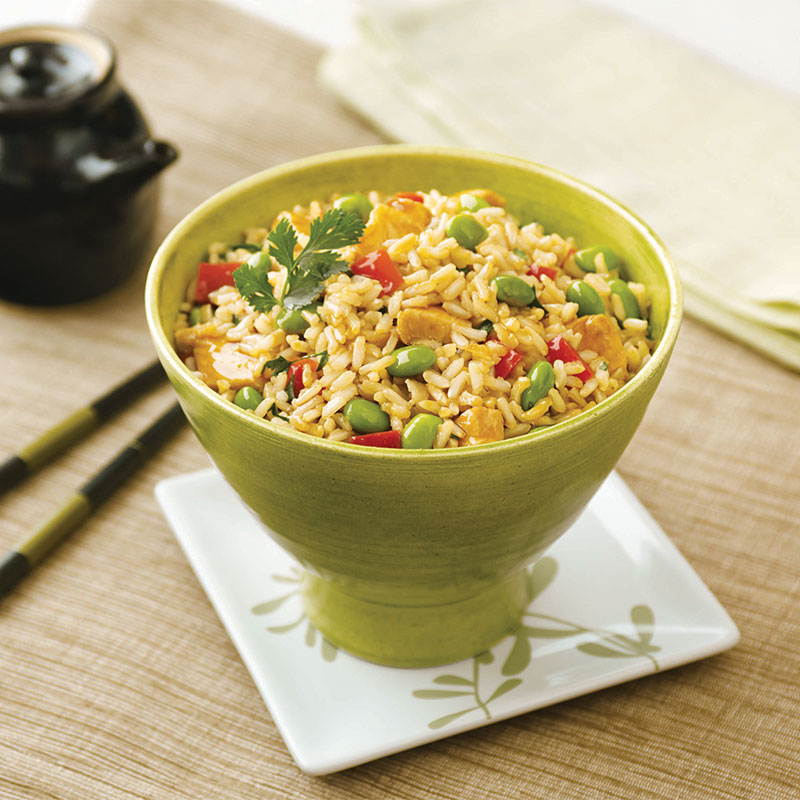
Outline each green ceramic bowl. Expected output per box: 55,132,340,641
145,145,682,667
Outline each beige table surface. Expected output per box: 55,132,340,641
1,1,798,797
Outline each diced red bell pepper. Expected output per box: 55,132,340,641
395,192,424,203
528,264,558,281
350,249,403,296
349,430,402,448
287,358,318,397
546,335,593,382
195,262,242,303
494,348,522,379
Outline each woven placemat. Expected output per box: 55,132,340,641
0,1,797,798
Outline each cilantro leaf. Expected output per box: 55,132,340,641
284,251,349,308
238,207,364,315
306,208,365,252
233,262,278,313
267,217,299,270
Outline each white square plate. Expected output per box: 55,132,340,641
155,469,739,775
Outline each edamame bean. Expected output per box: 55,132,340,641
246,251,271,270
574,246,619,273
277,304,317,333
343,398,390,434
459,193,489,212
233,386,262,411
492,274,535,307
334,192,373,221
387,344,436,377
566,280,605,316
401,414,441,449
447,213,488,250
188,306,202,326
520,361,555,411
608,278,640,320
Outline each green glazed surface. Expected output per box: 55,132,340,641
145,146,682,667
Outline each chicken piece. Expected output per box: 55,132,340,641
457,407,505,446
569,314,627,377
356,197,432,257
193,338,265,391
463,188,506,207
397,307,459,344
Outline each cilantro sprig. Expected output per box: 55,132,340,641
233,208,365,314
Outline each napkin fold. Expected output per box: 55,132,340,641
320,0,800,370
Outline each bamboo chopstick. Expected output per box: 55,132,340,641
0,360,166,497
0,402,186,598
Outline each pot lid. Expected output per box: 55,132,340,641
0,25,114,123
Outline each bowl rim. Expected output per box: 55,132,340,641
145,144,683,459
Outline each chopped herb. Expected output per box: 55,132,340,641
599,361,608,371
231,313,240,324
229,243,262,253
267,402,290,422
456,266,471,274
233,255,278,313
476,319,494,334
263,355,292,375
286,378,296,402
312,350,329,369
530,289,546,313
513,247,528,259
269,403,291,424
263,350,327,377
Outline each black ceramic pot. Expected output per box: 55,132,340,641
0,25,178,305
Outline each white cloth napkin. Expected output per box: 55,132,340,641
320,0,800,369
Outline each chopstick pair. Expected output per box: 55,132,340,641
0,361,186,598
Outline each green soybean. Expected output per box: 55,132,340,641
520,361,555,411
343,398,390,434
608,278,641,320
459,193,489,212
188,306,202,326
574,245,619,273
334,192,373,221
246,251,271,270
492,274,535,307
387,344,436,377
401,414,441,449
233,386,263,411
277,304,317,333
566,280,605,316
447,213,488,250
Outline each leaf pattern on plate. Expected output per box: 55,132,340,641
250,557,661,721
414,557,661,728
250,567,338,661
412,653,510,729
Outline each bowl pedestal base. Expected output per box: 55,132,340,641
302,569,531,668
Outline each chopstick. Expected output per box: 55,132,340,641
0,360,166,497
0,402,186,598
